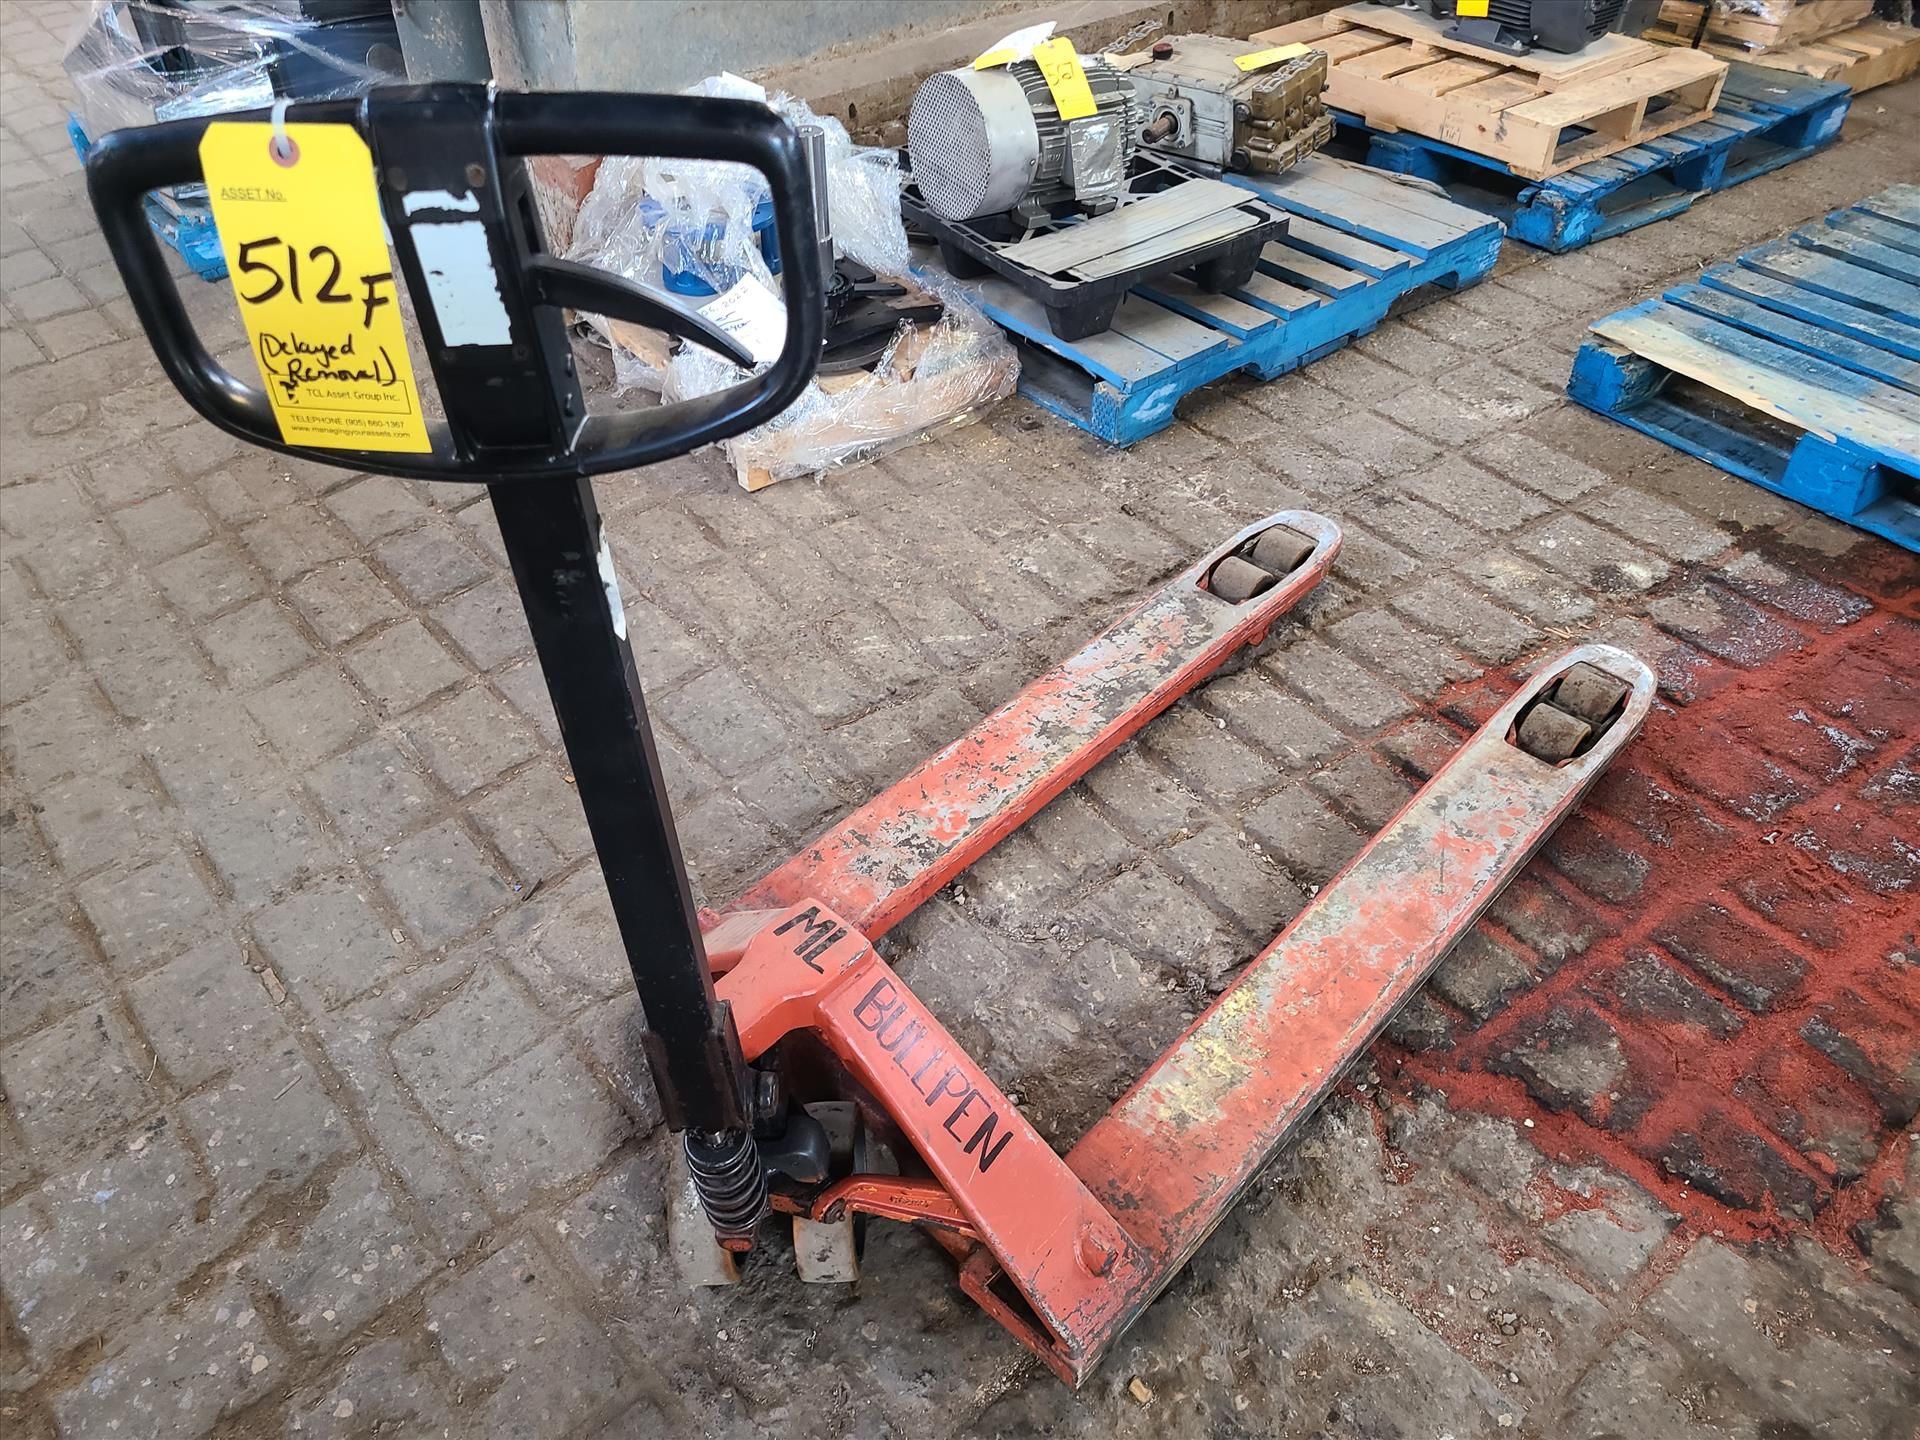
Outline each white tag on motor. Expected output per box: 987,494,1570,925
699,276,788,366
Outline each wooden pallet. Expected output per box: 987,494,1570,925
938,157,1502,446
1651,16,1920,92
1568,186,1920,553
1649,0,1875,52
1341,62,1851,252
1251,4,1728,181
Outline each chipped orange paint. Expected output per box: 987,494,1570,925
718,628,1652,1387
722,513,1342,949
1056,645,1655,1375
717,899,1156,1378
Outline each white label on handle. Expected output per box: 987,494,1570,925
410,220,514,348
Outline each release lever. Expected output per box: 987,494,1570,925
522,254,755,369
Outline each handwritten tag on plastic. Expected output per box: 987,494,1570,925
700,276,787,366
201,122,430,453
1031,38,1098,121
1233,42,1311,72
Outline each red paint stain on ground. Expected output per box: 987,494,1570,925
1384,565,1920,1262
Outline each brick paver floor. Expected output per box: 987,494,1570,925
3,3,1917,1436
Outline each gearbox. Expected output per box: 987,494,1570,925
1124,35,1334,176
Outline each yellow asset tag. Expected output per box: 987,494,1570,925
1457,0,1491,16
1031,37,1098,120
1233,42,1311,72
201,122,430,453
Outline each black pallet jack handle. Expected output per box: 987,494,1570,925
87,86,824,480
86,85,828,1138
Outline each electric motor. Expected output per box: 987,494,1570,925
907,56,1137,224
1365,0,1660,54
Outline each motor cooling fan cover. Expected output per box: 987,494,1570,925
908,67,1043,223
908,57,1135,223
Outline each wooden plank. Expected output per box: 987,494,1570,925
1281,214,1410,276
1715,58,1843,108
1341,42,1438,82
1244,12,1357,48
1252,170,1460,253
1670,18,1920,92
1505,49,1728,130
1259,242,1367,295
1068,327,1198,384
1135,276,1277,338
970,279,1167,386
1261,155,1480,243
1873,184,1920,224
1294,154,1479,230
1666,282,1920,395
1287,4,1655,88
1236,271,1323,316
1829,213,1920,257
1444,74,1551,113
1744,242,1920,325
1792,227,1920,286
1700,262,1920,362
1592,301,1920,462
1320,29,1403,63
1392,57,1507,97
1857,196,1920,235
1106,295,1230,365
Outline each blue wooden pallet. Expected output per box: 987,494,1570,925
951,156,1502,446
68,116,228,282
1339,62,1851,254
1568,186,1920,553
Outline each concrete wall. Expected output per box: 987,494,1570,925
473,0,1345,139
475,0,1018,91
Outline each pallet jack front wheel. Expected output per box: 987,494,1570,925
1551,661,1630,724
1249,526,1315,573
1208,555,1276,603
1515,702,1591,762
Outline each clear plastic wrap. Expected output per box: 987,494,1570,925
568,72,912,392
566,69,1009,487
660,270,1018,490
568,71,1015,488
1711,0,1797,19
1673,0,1878,49
64,0,404,145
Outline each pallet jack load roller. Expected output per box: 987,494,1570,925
88,85,1653,1390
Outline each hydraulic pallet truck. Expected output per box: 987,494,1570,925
88,87,1654,1388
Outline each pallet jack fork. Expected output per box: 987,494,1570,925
89,87,1654,1389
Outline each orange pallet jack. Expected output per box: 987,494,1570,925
89,87,1653,1388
